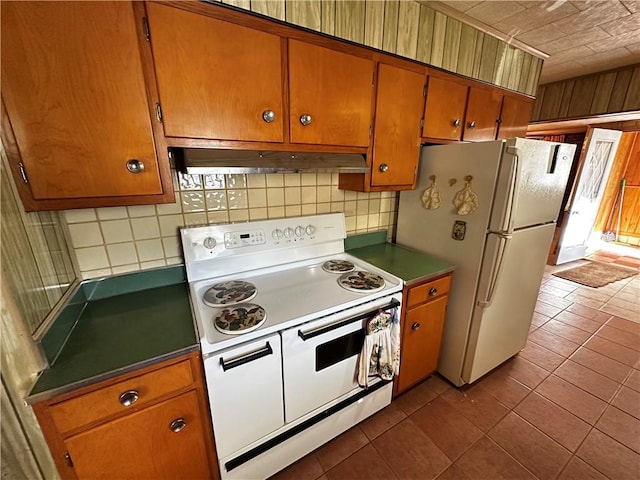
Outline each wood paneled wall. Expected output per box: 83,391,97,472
218,0,543,95
531,64,640,122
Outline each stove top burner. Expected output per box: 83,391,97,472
213,303,266,335
337,271,386,293
322,259,355,273
203,280,257,307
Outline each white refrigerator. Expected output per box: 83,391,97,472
396,138,575,386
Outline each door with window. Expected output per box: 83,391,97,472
556,128,622,264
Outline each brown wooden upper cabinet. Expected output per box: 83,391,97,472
146,2,284,143
0,1,173,211
496,95,535,140
146,5,373,149
423,71,530,143
422,75,468,141
463,87,504,142
288,40,374,147
370,63,425,188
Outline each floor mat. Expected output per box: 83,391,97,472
553,261,638,288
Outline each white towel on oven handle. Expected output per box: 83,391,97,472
357,307,400,387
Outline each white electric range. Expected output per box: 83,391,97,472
181,213,402,479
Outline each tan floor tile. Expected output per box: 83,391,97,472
557,457,608,480
565,303,612,323
570,347,633,383
472,370,531,409
600,303,640,323
518,341,565,372
434,464,470,480
577,429,640,480
394,375,450,416
598,325,640,351
528,329,581,357
624,369,640,392
270,454,324,480
372,419,451,480
325,444,397,480
498,356,550,389
554,310,603,333
535,375,607,425
596,406,640,454
535,300,564,317
531,311,551,329
537,291,573,309
604,295,640,312
359,403,406,441
574,287,614,303
584,335,640,366
514,392,591,452
456,437,536,480
564,293,605,310
439,387,509,433
410,397,483,461
540,319,593,344
612,386,640,420
554,360,621,402
607,315,640,335
315,426,369,472
489,412,571,480
539,284,572,298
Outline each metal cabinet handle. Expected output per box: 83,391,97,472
412,322,420,331
429,287,437,296
379,163,389,173
169,418,186,433
299,113,312,126
452,119,460,127
126,159,145,174
119,390,139,407
262,110,276,123
468,121,476,129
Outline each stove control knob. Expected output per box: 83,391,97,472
295,226,305,237
272,229,283,240
305,225,316,236
283,227,294,238
203,237,216,249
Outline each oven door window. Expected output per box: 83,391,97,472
315,329,364,372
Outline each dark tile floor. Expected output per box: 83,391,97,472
272,253,640,480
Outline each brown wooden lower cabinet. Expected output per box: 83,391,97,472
32,352,218,480
394,273,452,396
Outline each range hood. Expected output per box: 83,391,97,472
175,148,369,174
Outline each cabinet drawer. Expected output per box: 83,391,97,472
50,360,194,434
407,275,451,308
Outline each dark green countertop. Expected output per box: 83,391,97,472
28,268,198,403
346,232,455,285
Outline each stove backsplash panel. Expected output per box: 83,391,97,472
62,170,397,279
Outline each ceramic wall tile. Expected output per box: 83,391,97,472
130,217,161,240
136,239,164,262
68,222,104,248
100,219,133,244
96,207,128,220
106,242,139,266
127,205,156,218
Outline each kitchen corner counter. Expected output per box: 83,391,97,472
28,266,198,404
346,232,455,285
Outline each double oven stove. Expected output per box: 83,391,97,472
181,213,402,479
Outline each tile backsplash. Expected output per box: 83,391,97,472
64,172,398,279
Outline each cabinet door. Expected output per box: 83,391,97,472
146,3,284,142
65,391,210,480
422,76,467,141
371,64,425,187
497,95,534,139
463,87,503,141
397,295,448,393
289,40,373,147
1,1,162,200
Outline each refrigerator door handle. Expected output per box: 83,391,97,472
477,233,511,308
502,147,520,234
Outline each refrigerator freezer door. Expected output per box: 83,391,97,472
489,138,575,233
462,223,556,384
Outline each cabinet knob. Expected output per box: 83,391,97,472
468,121,476,129
169,418,187,433
262,110,276,123
119,390,139,407
299,113,312,126
125,159,145,174
379,163,389,173
412,322,420,331
429,287,437,296
452,119,460,127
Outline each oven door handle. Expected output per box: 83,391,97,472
219,342,273,371
297,299,400,341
